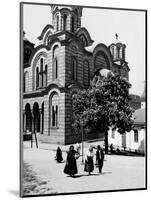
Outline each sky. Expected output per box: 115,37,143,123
23,4,146,96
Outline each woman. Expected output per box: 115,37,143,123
64,145,79,177
84,146,94,175
55,146,63,163
96,145,104,174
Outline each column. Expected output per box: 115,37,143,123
31,110,34,133
31,110,34,148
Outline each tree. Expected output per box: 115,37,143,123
72,73,134,154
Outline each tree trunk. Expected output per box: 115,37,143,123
104,131,108,154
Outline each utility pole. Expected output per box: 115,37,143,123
81,120,84,164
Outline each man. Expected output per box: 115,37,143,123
96,145,104,174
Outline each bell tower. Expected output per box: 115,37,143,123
51,5,82,33
109,34,126,61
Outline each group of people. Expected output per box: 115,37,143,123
55,143,104,177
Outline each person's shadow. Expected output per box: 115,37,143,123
67,173,101,178
101,171,112,175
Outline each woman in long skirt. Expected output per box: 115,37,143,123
64,145,79,177
84,146,94,175
55,146,63,163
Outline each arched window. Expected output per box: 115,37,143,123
117,47,120,59
119,47,123,59
56,15,59,31
45,64,47,86
114,46,117,60
53,58,58,80
83,60,89,86
36,67,39,89
71,16,74,32
43,64,47,87
40,58,43,88
52,45,59,80
51,93,59,127
63,14,67,31
71,58,77,81
110,46,115,59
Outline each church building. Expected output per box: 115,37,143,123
23,5,129,144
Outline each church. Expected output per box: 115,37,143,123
23,5,130,144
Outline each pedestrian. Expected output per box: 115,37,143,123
64,145,79,177
96,145,104,174
84,145,94,175
55,146,63,163
110,143,114,154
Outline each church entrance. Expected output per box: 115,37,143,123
25,103,32,132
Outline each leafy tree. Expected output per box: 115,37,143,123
72,73,134,154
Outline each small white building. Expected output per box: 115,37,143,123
108,88,146,154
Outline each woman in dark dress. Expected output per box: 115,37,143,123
64,145,79,177
96,145,104,174
84,146,94,175
55,146,63,163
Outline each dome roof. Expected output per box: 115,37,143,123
109,34,126,47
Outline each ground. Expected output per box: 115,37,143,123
22,142,146,196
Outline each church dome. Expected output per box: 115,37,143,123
109,34,126,62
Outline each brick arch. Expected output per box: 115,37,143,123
43,30,53,46
75,27,93,47
93,43,113,74
37,24,54,41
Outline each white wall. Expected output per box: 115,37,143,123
108,128,145,153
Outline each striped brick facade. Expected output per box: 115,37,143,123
23,6,129,144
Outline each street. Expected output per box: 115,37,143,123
23,144,146,196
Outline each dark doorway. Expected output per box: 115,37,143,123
33,102,40,132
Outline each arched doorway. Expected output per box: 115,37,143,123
25,103,32,132
33,102,40,132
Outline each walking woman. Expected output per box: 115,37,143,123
84,146,94,175
96,145,104,174
64,145,79,177
55,146,63,163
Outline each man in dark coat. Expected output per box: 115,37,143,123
96,145,104,174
